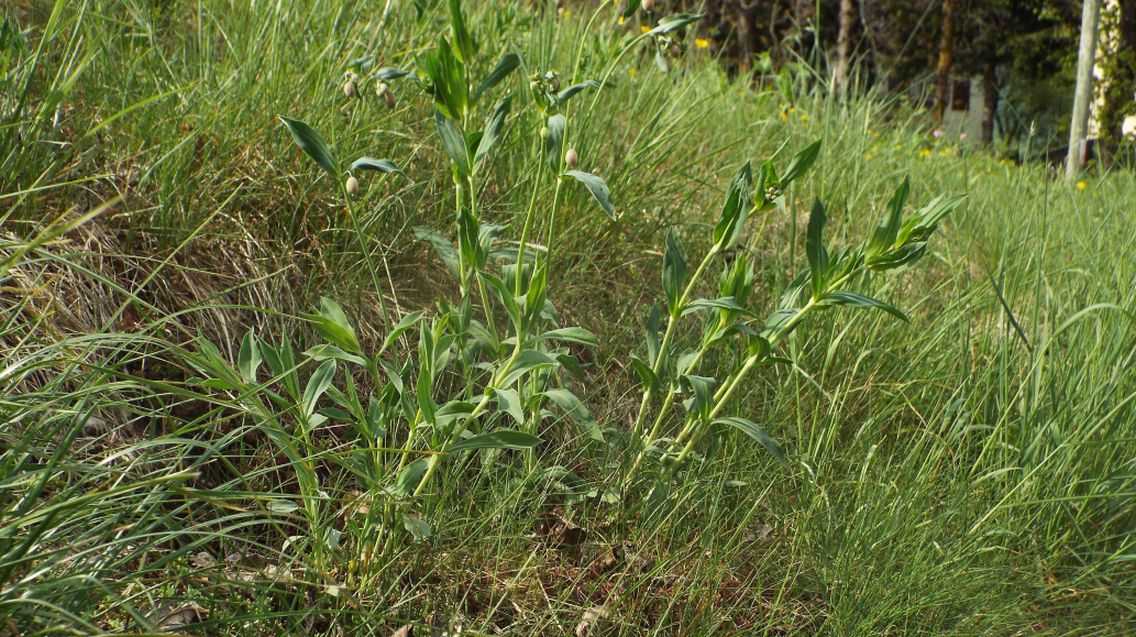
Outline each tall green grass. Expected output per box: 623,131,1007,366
2,1,1134,635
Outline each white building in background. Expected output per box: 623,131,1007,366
940,75,987,145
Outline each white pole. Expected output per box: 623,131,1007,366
1067,0,1102,180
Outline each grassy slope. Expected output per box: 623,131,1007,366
2,1,1135,635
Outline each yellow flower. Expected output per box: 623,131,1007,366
920,149,931,158
1077,180,1087,190
627,66,638,78
695,38,710,49
618,16,625,25
640,25,651,33
562,9,571,17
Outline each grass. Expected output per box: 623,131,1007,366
2,0,1135,635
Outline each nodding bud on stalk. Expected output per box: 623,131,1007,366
565,148,579,168
642,0,655,10
376,82,396,109
346,175,359,195
343,80,357,99
540,126,550,140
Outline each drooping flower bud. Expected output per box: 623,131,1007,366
343,79,357,99
565,148,579,168
642,0,655,11
376,82,396,109
540,126,550,140
346,175,360,195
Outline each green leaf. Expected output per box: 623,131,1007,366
304,343,368,366
475,96,512,169
543,388,604,442
662,228,686,316
447,0,476,64
309,297,361,354
647,13,703,35
395,458,430,497
401,512,432,540
543,113,566,172
376,67,411,80
473,52,520,103
495,388,524,425
629,355,660,391
423,38,468,120
480,272,522,328
414,226,460,280
823,291,908,322
238,330,261,383
435,109,471,178
499,350,558,387
417,367,437,425
712,162,753,251
681,296,750,317
680,374,717,423
347,55,375,71
537,326,598,347
713,416,787,467
622,0,641,19
267,500,299,515
780,140,822,186
564,170,616,220
805,199,828,298
303,359,337,417
280,116,337,176
870,176,910,255
381,310,426,354
349,157,401,174
449,429,541,452
556,79,602,105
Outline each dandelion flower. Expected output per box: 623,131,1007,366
920,149,931,158
695,38,710,49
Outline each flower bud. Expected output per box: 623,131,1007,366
343,79,357,99
540,126,550,139
764,184,782,201
346,175,359,195
376,82,396,109
642,0,655,10
565,148,578,168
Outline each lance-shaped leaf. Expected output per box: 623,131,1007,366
662,228,686,316
435,109,471,177
448,0,476,64
349,157,401,175
449,429,541,452
473,52,520,103
869,176,910,255
499,350,558,387
376,66,411,80
543,113,566,172
565,170,615,220
238,330,261,383
780,139,822,186
805,199,828,298
712,162,753,251
280,116,337,176
556,79,602,105
303,359,337,418
543,388,604,442
414,226,460,280
394,457,430,497
308,297,361,354
647,13,703,35
681,296,751,317
822,291,908,322
475,96,512,169
536,326,598,347
713,416,787,467
681,374,718,423
495,388,524,425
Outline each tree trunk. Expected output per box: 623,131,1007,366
834,0,856,95
981,58,997,145
1067,0,1103,179
933,0,956,125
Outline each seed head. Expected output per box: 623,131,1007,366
346,175,360,195
565,148,579,168
343,79,357,99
